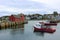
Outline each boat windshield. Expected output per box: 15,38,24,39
36,24,41,26
35,23,41,28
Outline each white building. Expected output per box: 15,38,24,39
55,15,60,20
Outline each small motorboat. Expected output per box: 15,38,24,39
49,20,59,23
44,23,57,26
39,21,57,26
46,20,59,23
33,23,56,33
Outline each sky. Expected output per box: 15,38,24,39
0,0,60,17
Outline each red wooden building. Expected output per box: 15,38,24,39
9,15,25,22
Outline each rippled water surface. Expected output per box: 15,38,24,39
0,20,60,40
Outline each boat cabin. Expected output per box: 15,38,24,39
34,23,42,28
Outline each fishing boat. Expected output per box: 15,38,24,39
33,23,56,33
39,21,57,26
49,20,59,23
44,23,57,26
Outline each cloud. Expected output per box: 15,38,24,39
0,5,44,13
0,0,60,17
29,0,60,9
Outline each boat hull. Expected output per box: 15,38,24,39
34,27,56,33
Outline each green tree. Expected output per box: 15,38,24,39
53,11,58,17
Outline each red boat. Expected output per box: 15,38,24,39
44,23,57,26
50,20,59,23
39,22,57,26
33,23,56,33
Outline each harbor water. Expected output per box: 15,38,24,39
0,20,60,40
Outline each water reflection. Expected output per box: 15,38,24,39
34,32,44,37
10,24,24,29
0,24,25,35
11,28,24,35
10,24,24,35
